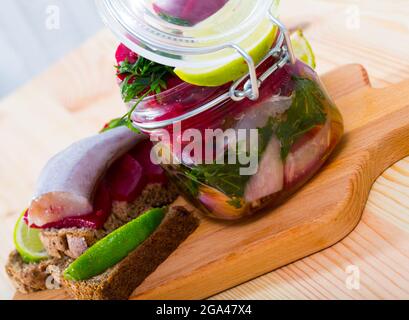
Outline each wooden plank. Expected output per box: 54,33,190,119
3,0,409,300
17,64,409,300
212,0,409,300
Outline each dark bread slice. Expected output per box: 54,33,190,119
62,206,199,300
6,205,198,297
40,183,179,259
5,251,67,294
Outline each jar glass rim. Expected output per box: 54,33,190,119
96,0,280,68
131,33,292,131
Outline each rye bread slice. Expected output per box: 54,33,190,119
5,251,67,294
6,206,199,297
40,183,179,259
61,206,199,300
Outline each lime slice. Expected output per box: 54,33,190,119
175,24,318,87
175,19,278,87
63,208,165,281
291,29,316,69
14,210,48,263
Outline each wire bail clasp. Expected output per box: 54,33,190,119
132,6,297,131
228,7,296,102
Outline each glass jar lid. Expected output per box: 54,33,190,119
96,0,280,68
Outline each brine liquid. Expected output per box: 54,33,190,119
163,104,343,220
144,61,344,220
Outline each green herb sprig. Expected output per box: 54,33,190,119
181,76,328,204
102,57,174,133
274,76,327,159
180,125,274,202
119,57,173,103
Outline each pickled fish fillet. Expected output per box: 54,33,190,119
244,136,284,202
28,127,144,227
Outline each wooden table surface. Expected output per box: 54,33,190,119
1,0,409,300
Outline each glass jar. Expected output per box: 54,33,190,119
98,0,344,220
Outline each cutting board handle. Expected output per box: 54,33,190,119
329,65,409,184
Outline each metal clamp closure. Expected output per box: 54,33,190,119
133,11,296,131
229,10,295,101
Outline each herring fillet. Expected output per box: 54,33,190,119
244,136,284,202
28,126,145,227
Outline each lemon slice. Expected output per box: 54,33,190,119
14,210,48,263
291,29,316,69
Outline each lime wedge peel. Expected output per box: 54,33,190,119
14,210,48,263
290,29,316,69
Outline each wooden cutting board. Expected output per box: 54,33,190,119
14,64,409,300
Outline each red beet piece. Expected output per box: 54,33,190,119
115,43,182,95
130,140,168,184
107,154,147,202
115,43,138,64
180,0,228,25
92,179,113,223
165,73,184,90
115,43,139,81
153,0,228,26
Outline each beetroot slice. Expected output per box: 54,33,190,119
165,74,184,90
92,179,113,223
107,154,147,202
116,43,138,64
130,140,168,184
153,0,228,26
115,44,138,81
180,0,228,25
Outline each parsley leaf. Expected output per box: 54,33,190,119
274,76,327,159
118,57,173,103
180,123,276,199
103,57,174,133
188,162,250,198
227,197,243,209
181,76,328,203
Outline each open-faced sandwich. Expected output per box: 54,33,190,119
6,126,199,300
